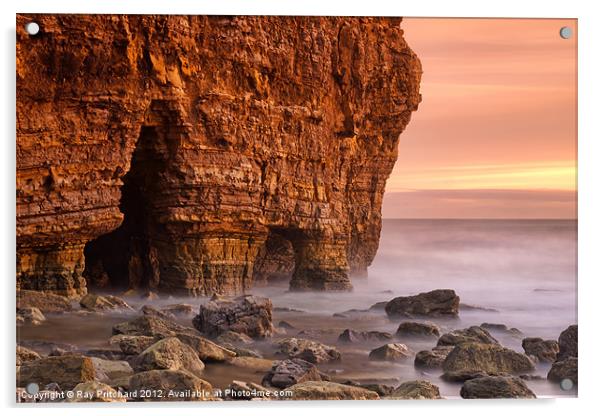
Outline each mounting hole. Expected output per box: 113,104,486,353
559,26,572,39
25,22,40,36
560,378,574,391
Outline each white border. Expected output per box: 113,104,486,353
2,1,601,415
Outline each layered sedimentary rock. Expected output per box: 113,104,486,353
16,14,422,296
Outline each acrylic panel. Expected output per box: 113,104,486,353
15,15,577,403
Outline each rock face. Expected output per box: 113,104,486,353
460,376,536,399
193,295,273,338
385,290,459,318
16,14,422,296
442,343,535,375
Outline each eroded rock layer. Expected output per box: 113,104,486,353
16,14,421,296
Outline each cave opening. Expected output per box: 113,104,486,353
252,230,296,287
83,126,165,291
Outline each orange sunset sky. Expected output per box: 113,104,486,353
382,18,577,219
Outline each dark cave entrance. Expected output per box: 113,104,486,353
83,126,165,291
252,230,296,286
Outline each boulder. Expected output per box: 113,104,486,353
284,381,379,400
193,295,273,339
129,370,214,401
460,376,536,399
369,343,412,362
225,380,273,401
396,321,440,338
161,303,194,316
132,337,205,378
443,343,535,375
276,338,341,364
66,381,126,402
16,307,46,325
16,345,41,365
521,337,559,362
437,326,499,347
17,355,97,390
90,357,133,381
441,370,489,382
141,305,175,320
262,358,326,388
385,289,459,318
220,343,263,358
80,293,133,311
481,323,522,336
112,315,198,338
369,301,388,311
337,329,392,343
557,325,578,361
17,290,72,313
110,334,158,355
390,380,441,399
342,381,394,397
175,333,236,362
216,331,254,345
547,357,577,384
226,356,275,372
414,346,454,369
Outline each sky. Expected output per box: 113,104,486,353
382,18,577,219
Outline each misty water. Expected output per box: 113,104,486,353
18,219,577,399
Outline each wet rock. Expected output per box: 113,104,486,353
227,357,275,372
110,334,158,355
112,315,197,338
161,303,194,316
547,357,577,384
369,301,388,311
66,381,126,402
16,345,41,365
521,337,559,362
262,358,326,388
193,295,273,339
16,307,46,325
443,343,535,375
437,326,499,347
216,331,254,345
276,338,341,364
85,348,128,361
557,324,578,361
414,346,454,369
481,323,522,336
441,370,489,382
337,329,392,343
284,381,379,400
297,328,339,339
390,380,441,399
225,380,273,401
17,290,73,313
80,293,133,311
175,333,236,362
129,370,213,401
90,357,133,381
278,320,296,330
460,375,536,399
141,304,175,320
369,343,412,362
220,343,263,358
132,337,205,378
342,381,394,397
17,355,97,390
396,321,440,338
385,289,460,318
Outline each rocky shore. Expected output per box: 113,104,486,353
16,289,577,402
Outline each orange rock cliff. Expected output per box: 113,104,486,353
16,15,422,297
